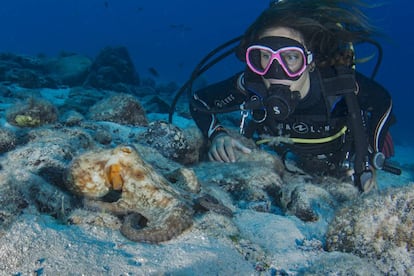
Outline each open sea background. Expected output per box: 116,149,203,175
0,0,412,147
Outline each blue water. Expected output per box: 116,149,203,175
0,0,412,144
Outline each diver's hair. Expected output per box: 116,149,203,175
237,0,379,67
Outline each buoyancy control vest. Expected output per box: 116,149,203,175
241,65,372,187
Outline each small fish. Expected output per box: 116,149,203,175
169,24,191,31
148,67,159,77
104,1,109,8
170,24,185,29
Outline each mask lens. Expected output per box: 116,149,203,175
246,47,273,75
280,48,305,75
246,45,307,77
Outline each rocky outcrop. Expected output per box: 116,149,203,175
83,46,139,92
88,93,148,126
45,53,92,86
0,128,17,153
137,121,200,164
326,183,414,275
6,98,58,127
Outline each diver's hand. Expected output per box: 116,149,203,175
359,169,377,193
348,167,377,193
208,134,251,163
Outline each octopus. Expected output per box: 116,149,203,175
65,145,231,243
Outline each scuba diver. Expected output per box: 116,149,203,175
186,0,397,192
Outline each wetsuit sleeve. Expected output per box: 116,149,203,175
189,73,246,140
356,72,395,154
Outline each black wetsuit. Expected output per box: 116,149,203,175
190,67,394,174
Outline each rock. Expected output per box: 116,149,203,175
0,83,12,97
303,251,382,275
67,208,122,229
93,128,112,145
317,175,360,203
0,126,95,188
20,174,78,221
5,98,58,127
0,53,44,70
4,68,57,88
0,53,57,88
182,126,205,164
234,210,305,270
0,175,28,236
326,183,414,275
279,180,335,222
60,87,112,115
194,148,284,208
2,140,69,188
132,143,182,174
3,86,42,101
143,95,171,114
88,93,148,126
0,125,97,235
60,110,85,126
46,54,92,86
25,126,95,151
137,120,196,164
0,128,17,153
84,46,139,91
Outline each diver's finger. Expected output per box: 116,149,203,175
208,144,224,162
208,150,220,162
223,139,236,162
217,140,232,162
209,137,230,162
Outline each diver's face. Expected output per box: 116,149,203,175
258,27,312,98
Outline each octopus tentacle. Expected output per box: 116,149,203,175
120,207,193,243
83,198,129,215
194,194,233,217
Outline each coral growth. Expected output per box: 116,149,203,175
326,183,414,275
6,98,58,127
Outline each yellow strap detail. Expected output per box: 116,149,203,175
256,126,348,145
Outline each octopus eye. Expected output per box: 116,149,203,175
121,146,133,154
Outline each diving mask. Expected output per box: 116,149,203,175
246,36,313,80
